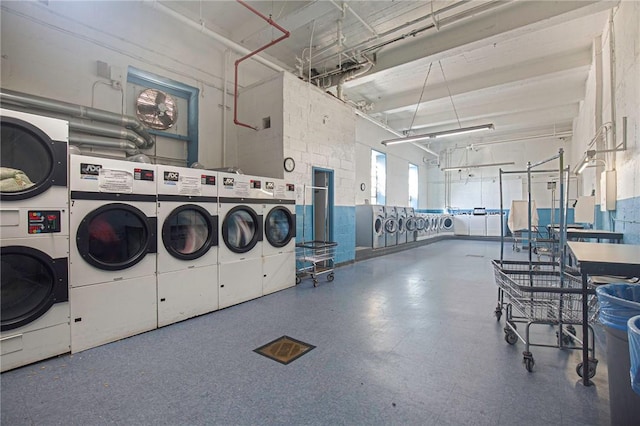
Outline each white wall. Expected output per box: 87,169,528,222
0,1,278,167
572,2,639,203
354,117,433,207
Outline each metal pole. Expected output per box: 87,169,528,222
527,162,533,285
499,169,504,263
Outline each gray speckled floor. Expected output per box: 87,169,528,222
1,240,610,425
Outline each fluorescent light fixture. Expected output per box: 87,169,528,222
382,123,494,146
441,161,515,172
573,150,596,175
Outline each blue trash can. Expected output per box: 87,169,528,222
628,315,640,396
596,284,640,426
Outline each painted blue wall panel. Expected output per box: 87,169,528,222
612,197,640,244
294,205,355,264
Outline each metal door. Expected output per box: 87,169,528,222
222,205,262,253
264,206,295,248
162,205,217,260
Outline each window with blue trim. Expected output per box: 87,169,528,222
127,67,199,166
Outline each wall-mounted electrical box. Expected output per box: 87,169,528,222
600,170,617,211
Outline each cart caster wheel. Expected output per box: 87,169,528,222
576,359,598,379
522,352,534,372
515,247,521,252
296,276,301,285
495,307,502,321
505,331,518,345
313,279,318,287
524,357,535,372
327,273,334,282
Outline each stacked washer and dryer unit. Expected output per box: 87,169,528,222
69,155,158,353
0,109,71,372
156,165,219,327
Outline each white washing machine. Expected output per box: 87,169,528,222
355,205,386,248
430,215,439,236
218,172,264,309
405,208,416,243
262,178,296,295
384,206,398,247
415,214,428,241
441,214,454,234
396,207,408,244
69,155,157,353
0,109,70,372
156,165,219,327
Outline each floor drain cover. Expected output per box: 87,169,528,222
254,336,315,365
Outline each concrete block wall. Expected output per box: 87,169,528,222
282,73,356,264
572,2,640,242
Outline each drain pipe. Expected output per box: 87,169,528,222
0,89,154,149
234,0,290,130
69,134,139,155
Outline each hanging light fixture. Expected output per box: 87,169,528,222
440,161,514,172
382,123,495,146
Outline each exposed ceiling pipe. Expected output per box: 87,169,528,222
143,0,285,73
68,119,149,150
69,134,139,155
308,1,471,74
329,0,378,38
0,89,155,149
336,62,373,100
233,0,290,130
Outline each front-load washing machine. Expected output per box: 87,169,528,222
396,207,408,244
262,178,296,295
405,208,416,243
355,205,386,248
69,155,157,352
415,214,427,241
0,109,70,371
384,206,398,247
218,172,264,309
441,214,454,234
156,165,219,327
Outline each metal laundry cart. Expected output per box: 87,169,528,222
295,184,338,286
493,148,599,378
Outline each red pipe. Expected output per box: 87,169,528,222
234,0,290,130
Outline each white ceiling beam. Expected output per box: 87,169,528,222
368,47,592,115
349,0,616,87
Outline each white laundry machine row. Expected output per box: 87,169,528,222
218,172,265,309
69,155,157,353
1,109,71,372
414,213,428,241
355,205,386,249
262,179,296,295
156,165,219,327
405,208,417,243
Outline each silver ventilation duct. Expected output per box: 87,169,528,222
68,134,139,155
0,88,155,149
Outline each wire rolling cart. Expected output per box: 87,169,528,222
295,184,338,287
495,148,599,378
295,240,337,286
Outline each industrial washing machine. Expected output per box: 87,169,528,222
384,206,398,247
69,155,157,353
262,178,296,295
355,205,386,249
405,207,416,243
415,213,428,241
156,165,219,327
396,207,408,245
0,109,70,371
441,214,454,234
218,172,264,309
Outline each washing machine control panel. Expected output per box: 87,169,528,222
28,210,62,234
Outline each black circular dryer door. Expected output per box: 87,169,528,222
222,206,262,254
0,116,66,201
162,205,217,260
265,207,294,248
1,246,68,331
76,203,156,271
